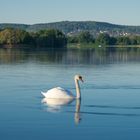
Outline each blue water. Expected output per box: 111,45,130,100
0,48,140,140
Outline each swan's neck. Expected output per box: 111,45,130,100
75,99,81,112
75,79,81,99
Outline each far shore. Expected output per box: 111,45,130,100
1,44,140,49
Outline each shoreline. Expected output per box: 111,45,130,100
1,44,140,50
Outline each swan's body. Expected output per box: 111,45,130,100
41,75,83,99
41,87,74,99
42,97,74,107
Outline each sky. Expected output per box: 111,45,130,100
0,0,140,25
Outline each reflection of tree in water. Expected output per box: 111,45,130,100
0,48,65,64
65,47,140,65
35,49,65,64
0,48,28,64
1,47,140,65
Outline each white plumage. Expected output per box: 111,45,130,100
41,75,83,99
41,87,74,99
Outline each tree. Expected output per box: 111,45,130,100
116,37,131,45
96,33,111,45
78,31,94,43
67,36,79,43
36,29,67,48
109,37,117,45
0,28,32,45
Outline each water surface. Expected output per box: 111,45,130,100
0,47,140,140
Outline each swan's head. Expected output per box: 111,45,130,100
74,74,83,82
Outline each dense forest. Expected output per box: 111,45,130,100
0,28,67,48
1,21,140,36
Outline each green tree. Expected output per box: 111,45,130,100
96,33,111,45
131,36,140,45
36,29,67,48
78,31,94,43
116,36,131,45
0,28,32,45
67,36,79,43
129,36,137,45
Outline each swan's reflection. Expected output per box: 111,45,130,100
74,99,81,124
41,98,81,124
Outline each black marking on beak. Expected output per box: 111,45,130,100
79,76,84,82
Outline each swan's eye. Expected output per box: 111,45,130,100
79,76,82,79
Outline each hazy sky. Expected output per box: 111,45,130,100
0,0,139,25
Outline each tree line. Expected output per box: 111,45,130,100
0,28,67,48
1,28,140,48
68,31,140,45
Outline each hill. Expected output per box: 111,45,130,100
0,21,140,36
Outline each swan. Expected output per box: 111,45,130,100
41,74,83,99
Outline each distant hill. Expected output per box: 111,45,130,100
0,23,28,30
1,21,140,36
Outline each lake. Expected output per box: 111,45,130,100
0,47,140,140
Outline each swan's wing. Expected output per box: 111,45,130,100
41,87,74,99
56,87,73,95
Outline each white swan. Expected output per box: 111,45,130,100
41,74,83,99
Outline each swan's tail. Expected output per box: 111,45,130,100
41,91,46,97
